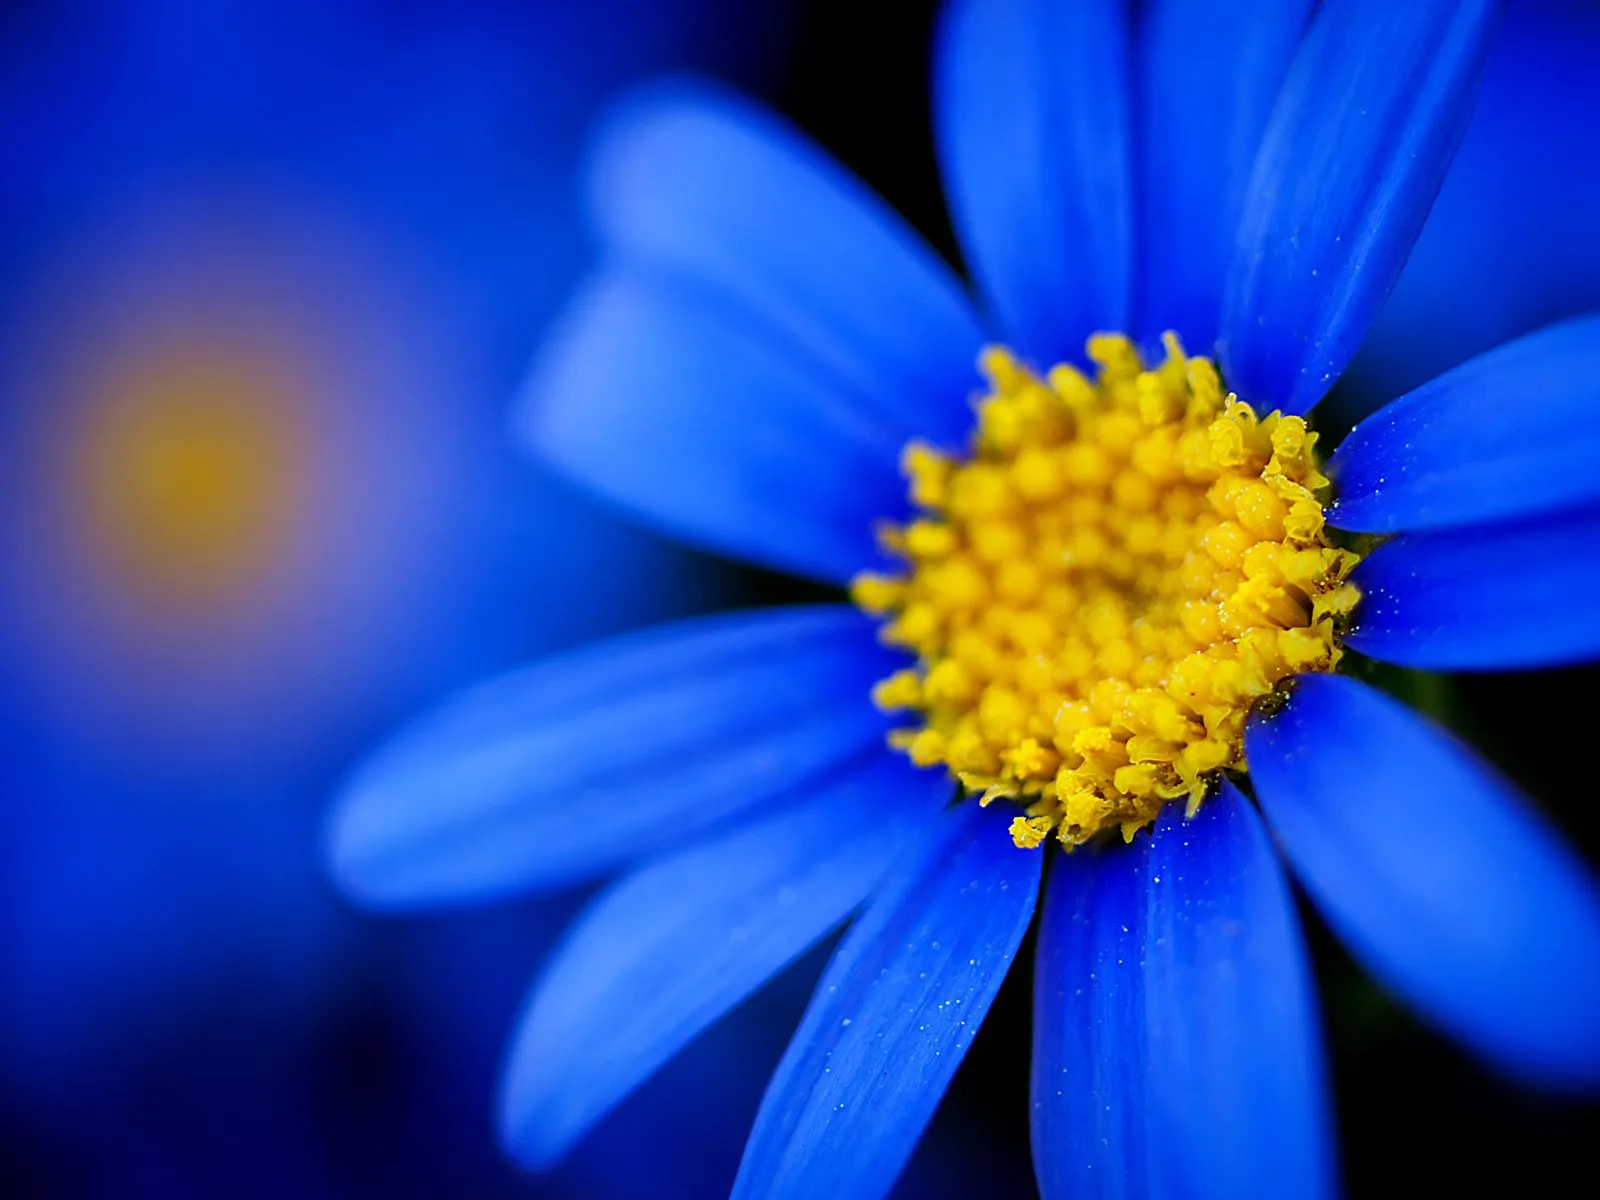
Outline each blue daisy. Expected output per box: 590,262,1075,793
0,0,773,1189
329,1,1600,1196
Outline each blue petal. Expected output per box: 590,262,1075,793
1031,829,1150,1199
583,81,985,449
497,750,948,1169
1141,787,1336,1199
327,607,899,908
519,269,908,584
1134,0,1314,354
1339,3,1600,409
732,801,1041,1200
1031,786,1335,1200
1329,315,1600,533
1345,504,1600,671
1247,673,1600,1089
934,0,1132,365
1220,0,1497,415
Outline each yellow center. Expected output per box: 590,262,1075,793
852,333,1361,849
70,349,304,612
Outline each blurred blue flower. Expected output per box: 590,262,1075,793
331,2,1600,1198
0,0,788,1194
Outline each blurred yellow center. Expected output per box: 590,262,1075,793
73,350,301,609
852,333,1361,849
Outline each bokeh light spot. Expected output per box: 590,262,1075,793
70,346,304,611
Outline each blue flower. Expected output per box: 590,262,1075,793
329,1,1600,1196
0,0,775,1189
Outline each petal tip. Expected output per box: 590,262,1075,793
497,1073,569,1175
582,71,751,204
320,768,394,909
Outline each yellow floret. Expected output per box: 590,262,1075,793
853,333,1361,848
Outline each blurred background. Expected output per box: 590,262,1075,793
1,1,1597,1196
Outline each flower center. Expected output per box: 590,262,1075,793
69,347,305,612
852,333,1361,849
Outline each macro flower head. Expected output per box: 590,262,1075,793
329,1,1600,1196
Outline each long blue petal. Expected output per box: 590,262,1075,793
1031,786,1334,1200
1220,0,1496,416
1140,786,1336,1199
519,269,908,584
497,750,948,1169
1134,0,1313,354
1345,505,1600,671
934,0,1132,366
1031,828,1149,1199
327,607,899,908
732,801,1041,1200
584,81,984,449
1247,673,1600,1089
1329,315,1600,533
